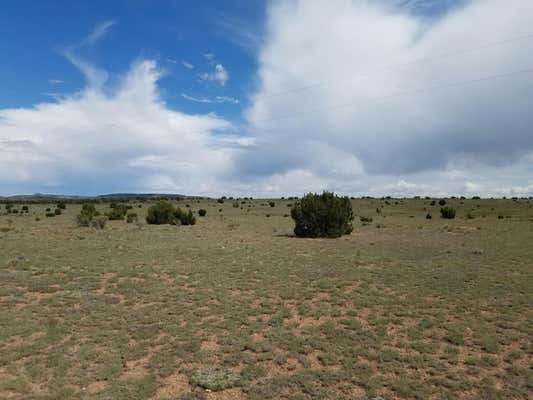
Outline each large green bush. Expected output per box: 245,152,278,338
290,192,353,238
146,201,176,224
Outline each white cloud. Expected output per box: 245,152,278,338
181,93,239,104
238,0,533,197
199,64,229,86
81,20,116,46
181,93,212,103
182,61,194,69
48,79,64,85
0,60,247,196
216,96,239,104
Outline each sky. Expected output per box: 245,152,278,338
1,0,532,197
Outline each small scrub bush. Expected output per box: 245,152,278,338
440,206,456,219
45,212,55,218
291,191,353,238
269,201,275,207
174,208,196,226
106,204,128,220
77,203,97,227
232,202,239,208
21,205,29,212
57,203,66,210
217,198,225,204
360,216,373,223
190,367,239,391
438,199,447,206
426,213,432,219
54,208,62,215
91,216,107,229
126,213,138,223
198,209,207,217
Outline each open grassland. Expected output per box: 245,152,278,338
1,198,532,399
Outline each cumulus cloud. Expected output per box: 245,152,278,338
0,60,246,195
239,0,533,196
3,2,533,198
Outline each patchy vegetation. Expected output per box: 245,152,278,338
0,197,532,399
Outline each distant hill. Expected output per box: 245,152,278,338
0,193,208,201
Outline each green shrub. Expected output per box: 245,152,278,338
45,212,55,218
146,201,176,224
57,203,66,210
175,208,196,225
426,213,432,219
126,213,138,223
232,202,239,208
21,205,29,212
440,206,456,219
77,203,97,227
360,216,373,223
217,198,225,204
438,199,447,206
54,208,62,215
430,200,436,206
106,204,128,220
291,192,353,238
269,201,275,207
91,216,107,229
198,209,207,217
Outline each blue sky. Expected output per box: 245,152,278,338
0,0,265,120
1,0,532,197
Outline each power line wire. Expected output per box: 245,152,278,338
250,66,533,128
259,32,533,99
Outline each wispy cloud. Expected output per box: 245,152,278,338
181,93,239,104
182,61,194,69
48,79,64,85
181,93,212,103
214,12,263,53
216,96,239,104
62,20,116,89
198,64,229,86
80,20,116,47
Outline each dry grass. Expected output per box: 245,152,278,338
0,198,532,399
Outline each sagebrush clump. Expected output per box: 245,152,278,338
77,203,97,227
146,201,196,226
198,209,207,217
291,192,353,238
440,206,456,219
126,213,138,223
106,204,128,220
